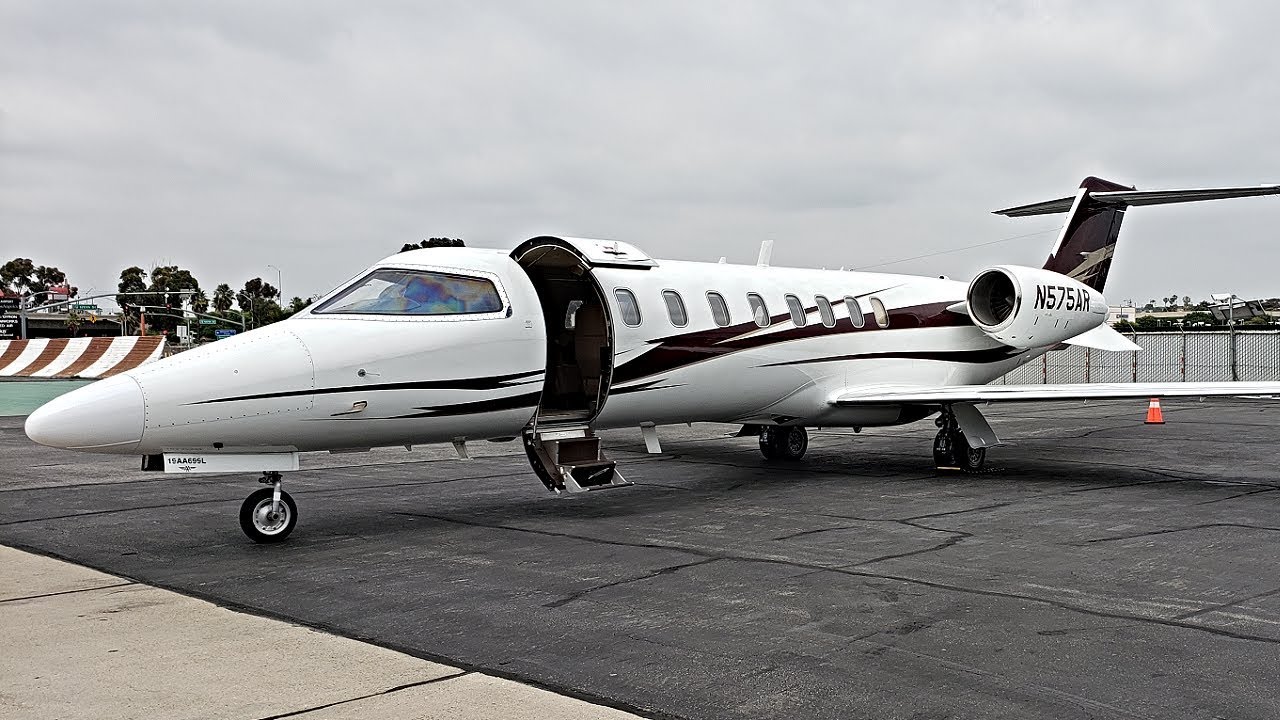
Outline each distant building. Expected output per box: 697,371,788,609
1107,306,1138,324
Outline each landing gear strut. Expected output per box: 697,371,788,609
239,471,297,543
933,406,986,472
760,426,808,461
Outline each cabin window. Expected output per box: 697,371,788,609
870,296,890,328
662,290,688,327
845,296,866,328
785,294,807,327
707,292,731,327
747,293,770,328
815,295,836,327
615,288,642,327
315,268,502,315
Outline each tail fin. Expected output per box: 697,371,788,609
995,177,1280,292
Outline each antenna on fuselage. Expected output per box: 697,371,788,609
756,240,774,268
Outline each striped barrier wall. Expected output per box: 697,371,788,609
0,337,165,378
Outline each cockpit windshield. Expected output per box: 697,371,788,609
314,269,503,316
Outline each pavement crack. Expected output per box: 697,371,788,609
543,558,721,608
0,581,136,604
903,502,1013,521
1195,487,1280,505
254,670,472,720
1080,523,1280,544
1172,586,1280,621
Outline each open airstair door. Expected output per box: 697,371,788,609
512,236,651,492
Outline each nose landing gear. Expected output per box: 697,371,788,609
239,472,298,543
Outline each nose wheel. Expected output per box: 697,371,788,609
239,472,297,543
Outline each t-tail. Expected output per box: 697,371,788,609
995,176,1280,291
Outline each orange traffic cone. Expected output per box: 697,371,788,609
1145,397,1165,424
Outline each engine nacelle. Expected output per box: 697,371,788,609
965,265,1108,349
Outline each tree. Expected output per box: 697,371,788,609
212,284,234,313
2,258,77,300
1134,315,1160,331
65,308,83,337
189,289,209,314
287,296,314,315
1182,311,1215,327
1182,295,1192,308
117,267,148,333
399,237,465,253
240,277,283,327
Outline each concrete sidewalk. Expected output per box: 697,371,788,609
0,546,642,719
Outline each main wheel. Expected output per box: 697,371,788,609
956,437,986,472
760,427,808,461
239,487,297,543
934,430,986,471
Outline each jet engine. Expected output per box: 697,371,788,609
965,265,1108,349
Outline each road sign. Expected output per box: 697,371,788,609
198,318,217,325
0,315,18,340
0,297,18,312
72,304,99,311
214,329,237,339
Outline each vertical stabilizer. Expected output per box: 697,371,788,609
1041,176,1132,291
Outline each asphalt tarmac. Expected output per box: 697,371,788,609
2,399,1279,719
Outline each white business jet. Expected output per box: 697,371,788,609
24,177,1280,542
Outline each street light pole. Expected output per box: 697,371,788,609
267,264,282,307
1212,292,1240,381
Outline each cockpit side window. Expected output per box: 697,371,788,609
314,269,503,316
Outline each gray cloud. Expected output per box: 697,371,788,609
2,1,1278,306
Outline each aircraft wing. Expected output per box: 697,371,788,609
831,382,1280,405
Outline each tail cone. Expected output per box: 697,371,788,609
1145,397,1165,424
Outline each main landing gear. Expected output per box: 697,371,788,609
239,472,297,543
759,426,808,461
933,406,986,472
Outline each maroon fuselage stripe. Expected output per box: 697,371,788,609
612,301,968,385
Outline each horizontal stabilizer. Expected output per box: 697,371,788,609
1062,324,1142,352
996,184,1280,217
832,382,1280,405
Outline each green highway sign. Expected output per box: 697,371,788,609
72,304,99,311
198,318,217,325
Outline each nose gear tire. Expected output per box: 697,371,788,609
239,487,298,543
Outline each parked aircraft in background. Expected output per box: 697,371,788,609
24,177,1280,542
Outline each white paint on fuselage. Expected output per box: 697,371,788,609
42,244,1044,455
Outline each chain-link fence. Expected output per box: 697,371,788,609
1000,331,1280,384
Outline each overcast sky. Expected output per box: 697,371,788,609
3,1,1278,308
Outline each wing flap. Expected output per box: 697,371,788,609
832,382,1280,405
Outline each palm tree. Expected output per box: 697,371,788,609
212,284,233,313
190,289,209,314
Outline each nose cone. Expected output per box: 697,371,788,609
25,375,146,453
